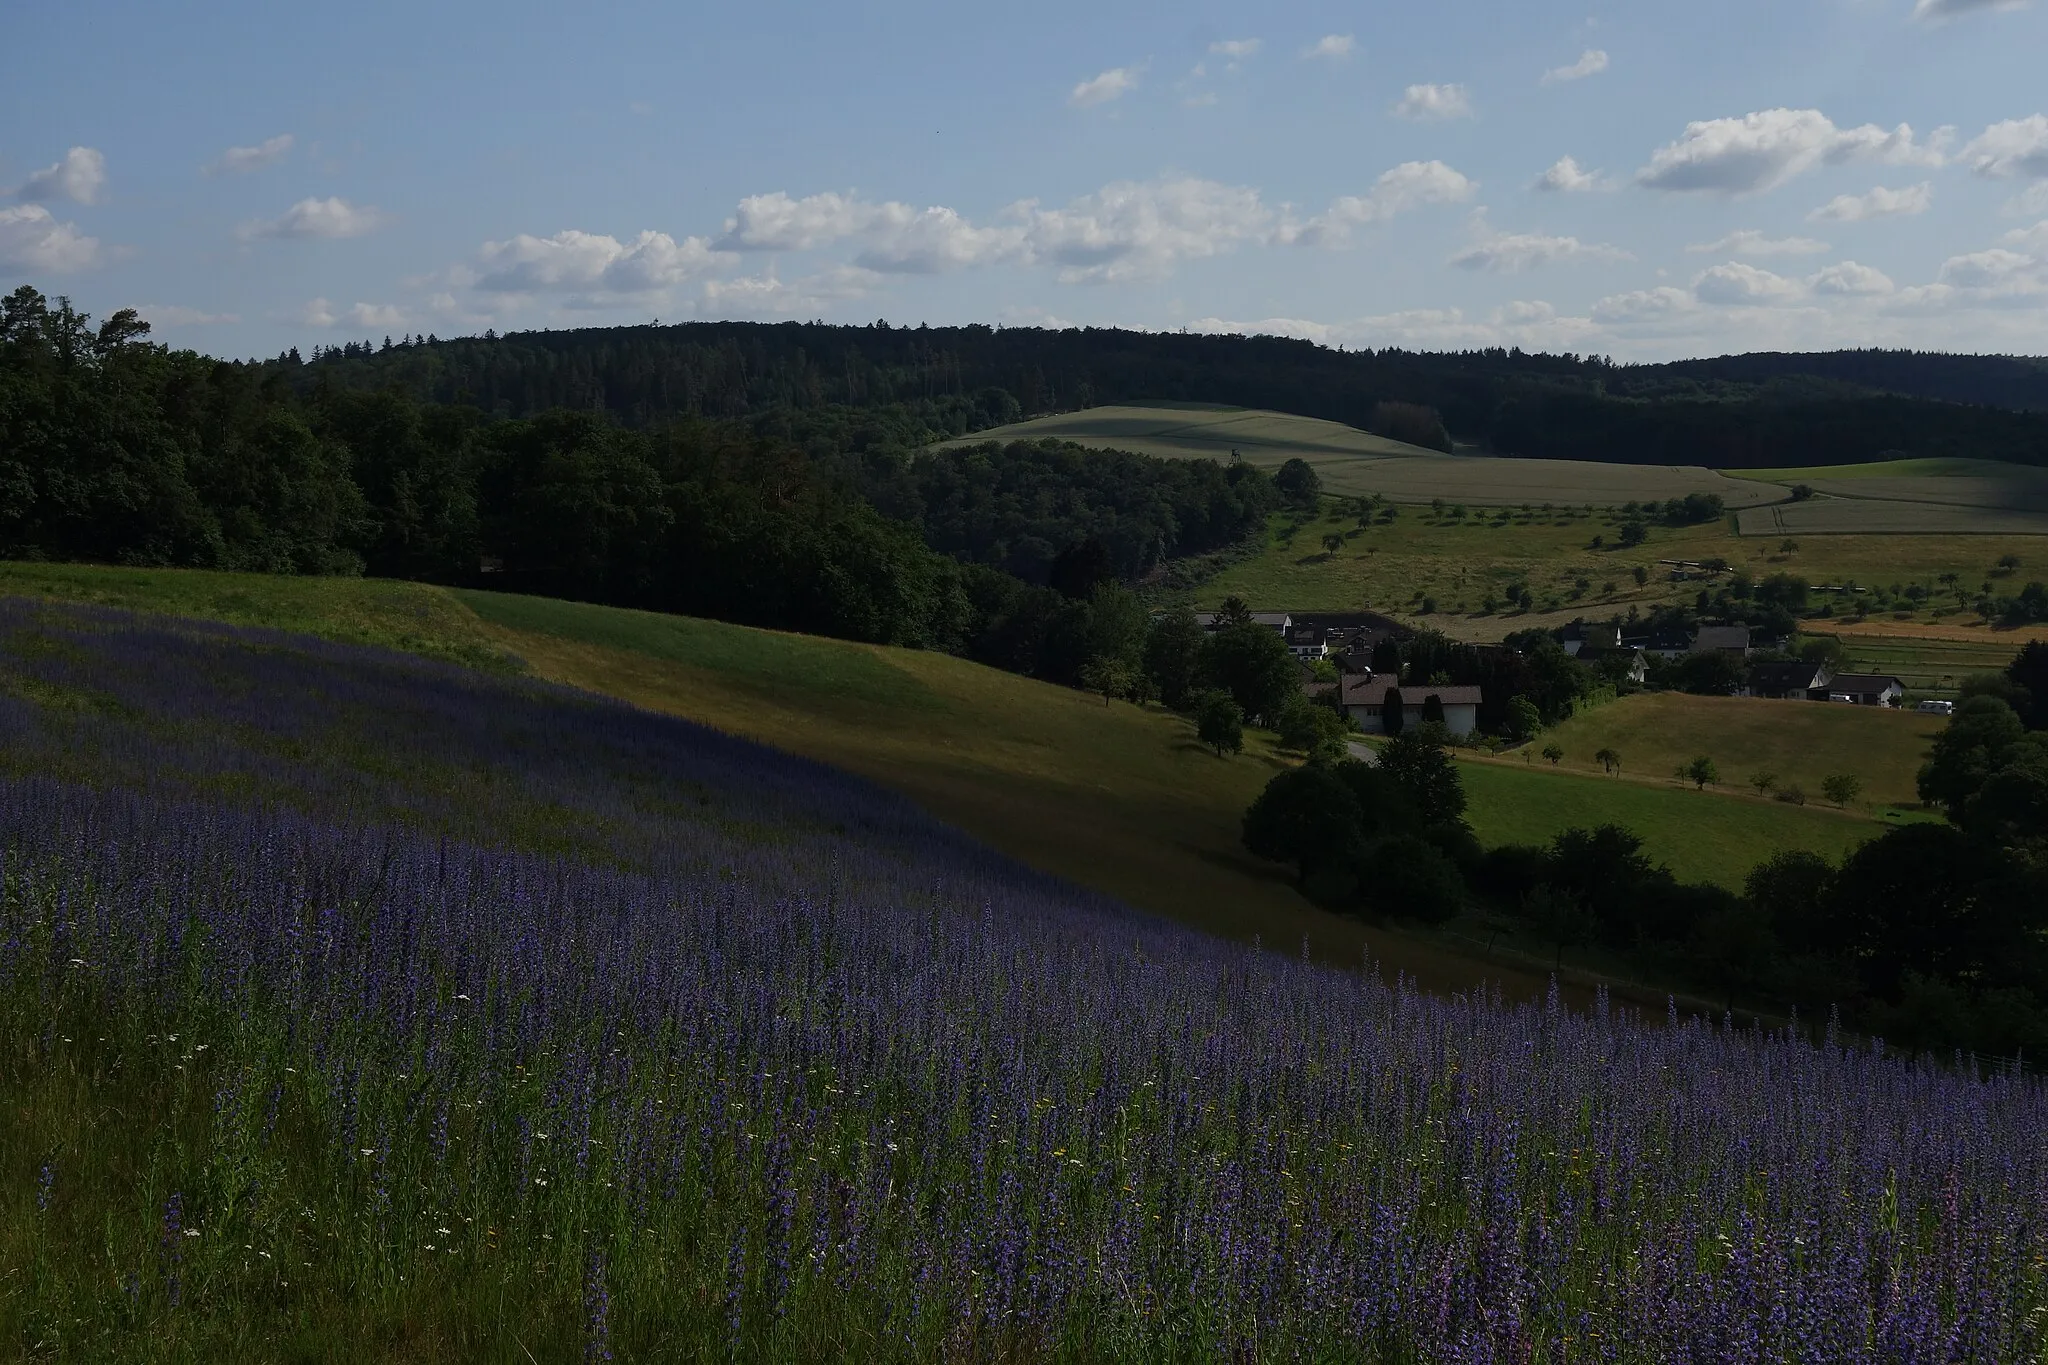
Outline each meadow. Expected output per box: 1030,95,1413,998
1528,691,1941,809
6,600,2048,1359
949,404,1786,508
1732,459,2048,536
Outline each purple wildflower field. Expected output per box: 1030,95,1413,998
2,598,2046,1361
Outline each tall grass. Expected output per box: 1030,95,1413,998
4,602,2046,1359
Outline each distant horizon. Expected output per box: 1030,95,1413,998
7,0,2047,361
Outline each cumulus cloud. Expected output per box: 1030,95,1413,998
1808,182,1934,222
1541,50,1608,85
133,304,239,326
240,196,388,240
1302,34,1354,59
1069,67,1139,108
1961,116,2048,179
1533,156,1606,193
717,191,884,252
1912,0,2032,19
701,265,879,315
1693,261,1806,305
1275,161,1477,247
1209,38,1260,58
1809,261,1895,296
18,146,107,205
1938,248,2036,287
1394,84,1474,121
204,134,294,176
476,229,725,292
858,205,1025,273
1591,286,1696,324
0,204,102,272
1449,231,1631,273
1684,230,1831,256
294,298,407,329
1636,109,1950,195
1021,177,1269,283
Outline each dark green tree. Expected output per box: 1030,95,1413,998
1242,766,1365,883
1195,690,1245,757
1376,730,1467,827
1143,606,1209,709
1200,623,1299,724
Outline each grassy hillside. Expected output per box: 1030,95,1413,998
1729,458,2048,536
948,402,1785,508
1529,692,1940,809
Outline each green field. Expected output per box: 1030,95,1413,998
1723,458,2048,535
948,402,1787,508
1531,691,1941,808
1458,759,1895,886
1189,502,2048,643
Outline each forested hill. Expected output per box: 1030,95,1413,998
283,321,2048,468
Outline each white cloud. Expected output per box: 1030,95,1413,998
701,265,879,315
857,205,1025,273
1591,286,1696,323
1808,261,1895,296
1684,229,1831,256
1912,0,2032,19
1209,38,1260,58
292,298,408,329
1636,109,1949,195
1302,34,1354,60
204,134,294,176
1938,248,2035,287
1808,182,1933,222
1069,67,1139,108
1693,261,1806,305
18,147,107,205
1394,84,1474,121
0,204,102,272
476,229,724,292
1961,116,2048,179
1533,156,1606,193
1541,50,1608,85
1449,231,1631,273
133,304,239,326
1021,177,1269,282
1275,161,1477,246
241,197,388,240
2007,183,2048,217
717,191,883,251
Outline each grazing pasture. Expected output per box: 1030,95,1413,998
1528,691,1941,809
6,601,2048,1359
948,403,1786,507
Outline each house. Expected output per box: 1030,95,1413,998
1579,644,1649,685
1634,626,1694,660
1747,660,1833,700
1824,673,1905,707
1690,625,1753,659
1283,624,1330,660
1339,676,1483,738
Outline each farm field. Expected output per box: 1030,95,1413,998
949,402,1786,507
8,601,2041,1357
1529,691,1941,809
1189,503,2047,645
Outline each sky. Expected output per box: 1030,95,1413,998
5,0,2048,363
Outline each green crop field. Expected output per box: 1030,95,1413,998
1457,759,1900,889
947,402,1786,508
1727,458,2048,536
1529,691,1941,808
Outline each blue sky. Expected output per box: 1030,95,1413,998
5,0,2048,361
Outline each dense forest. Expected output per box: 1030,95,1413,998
277,316,2048,468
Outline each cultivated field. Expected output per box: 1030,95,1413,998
1528,691,1942,809
951,403,1787,508
1731,458,2048,535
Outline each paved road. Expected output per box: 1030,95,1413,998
1345,740,1379,765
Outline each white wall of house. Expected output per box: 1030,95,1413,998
1345,701,1479,738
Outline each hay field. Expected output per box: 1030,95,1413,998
949,403,1786,508
1731,458,2048,536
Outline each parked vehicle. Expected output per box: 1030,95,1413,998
1915,699,1956,715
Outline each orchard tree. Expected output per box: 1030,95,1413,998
1821,773,1863,808
1685,756,1720,790
1542,743,1564,766
1195,690,1244,757
1595,747,1622,775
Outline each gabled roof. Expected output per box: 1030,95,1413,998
1206,611,1291,630
1339,677,1485,707
1691,625,1752,652
1827,673,1904,692
1748,660,1829,691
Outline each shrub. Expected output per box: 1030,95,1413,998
1775,784,1808,805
